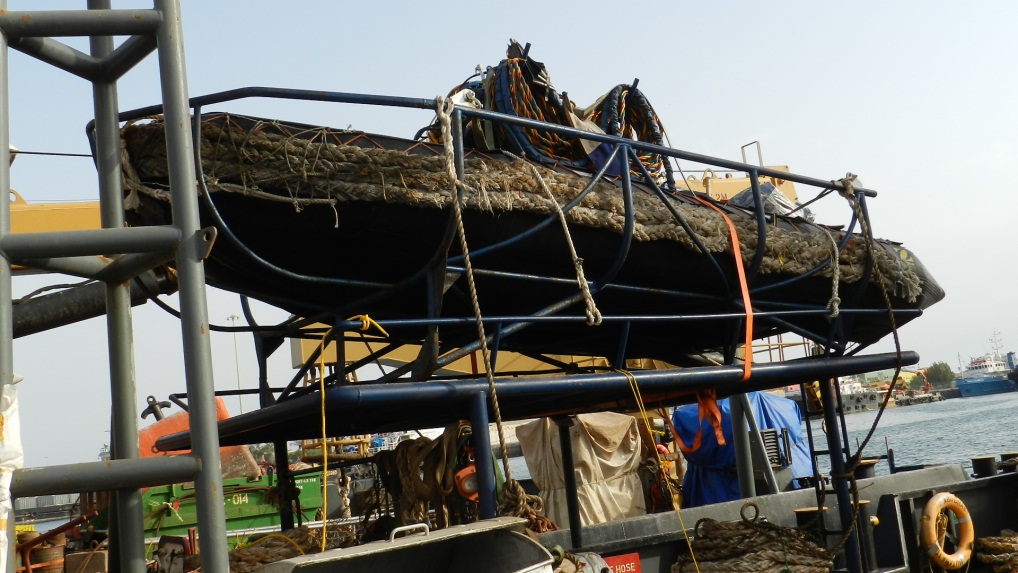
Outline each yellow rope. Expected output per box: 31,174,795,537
619,369,700,573
346,314,389,338
312,315,386,550
318,327,332,553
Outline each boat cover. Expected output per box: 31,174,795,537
516,412,645,527
673,392,811,508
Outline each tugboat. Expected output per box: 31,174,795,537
11,8,1018,573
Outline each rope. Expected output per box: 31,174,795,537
976,531,1018,571
228,528,316,573
317,327,331,552
436,96,511,476
239,533,306,557
833,172,904,460
673,503,833,573
821,227,841,318
504,150,601,325
436,97,556,531
500,478,558,533
71,543,106,573
813,173,906,559
620,370,699,572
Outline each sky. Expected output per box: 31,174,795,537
4,1,1018,465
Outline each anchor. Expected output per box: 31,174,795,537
141,395,172,421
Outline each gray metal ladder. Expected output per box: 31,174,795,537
0,2,229,572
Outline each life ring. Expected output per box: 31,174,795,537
920,492,974,570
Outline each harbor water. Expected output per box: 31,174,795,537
808,391,1018,477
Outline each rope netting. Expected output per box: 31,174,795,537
120,115,922,301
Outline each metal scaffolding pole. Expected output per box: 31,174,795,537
89,1,145,570
0,3,227,571
0,5,16,572
152,1,229,569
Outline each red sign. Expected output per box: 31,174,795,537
602,553,641,573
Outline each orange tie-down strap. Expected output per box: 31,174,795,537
691,195,754,382
662,389,726,454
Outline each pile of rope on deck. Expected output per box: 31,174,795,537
672,504,834,573
367,420,556,534
228,526,318,573
120,114,922,300
975,530,1018,572
372,421,478,530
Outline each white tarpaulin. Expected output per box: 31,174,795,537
0,374,24,572
517,412,645,527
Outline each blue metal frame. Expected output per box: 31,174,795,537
113,85,929,573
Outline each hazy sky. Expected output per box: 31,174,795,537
5,1,1017,465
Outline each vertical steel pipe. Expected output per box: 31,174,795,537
153,1,229,569
556,416,583,549
817,377,864,573
470,391,496,519
273,439,295,530
88,1,144,570
0,10,15,573
729,394,756,498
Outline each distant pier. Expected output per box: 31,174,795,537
14,494,79,524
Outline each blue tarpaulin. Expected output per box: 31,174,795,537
672,392,812,508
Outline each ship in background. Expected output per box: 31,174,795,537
955,333,1017,397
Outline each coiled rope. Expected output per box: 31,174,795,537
975,530,1018,571
583,82,671,184
672,503,833,573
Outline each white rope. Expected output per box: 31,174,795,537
435,96,513,484
502,150,602,326
822,227,841,318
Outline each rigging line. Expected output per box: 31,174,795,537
8,150,94,158
835,178,904,464
13,278,97,304
502,149,601,325
814,177,901,558
436,97,512,483
619,370,700,573
318,327,332,553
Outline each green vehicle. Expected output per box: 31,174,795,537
91,473,325,539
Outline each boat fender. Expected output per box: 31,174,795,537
920,492,974,570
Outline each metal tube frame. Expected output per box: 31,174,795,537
0,3,227,572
